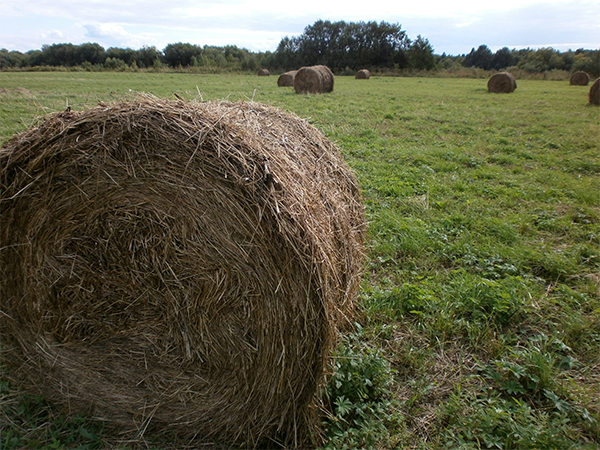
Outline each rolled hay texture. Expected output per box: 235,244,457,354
0,97,366,448
257,68,270,76
590,78,600,105
355,69,371,79
487,72,517,93
277,70,297,87
294,65,334,94
570,71,590,86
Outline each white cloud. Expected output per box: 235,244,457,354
84,23,129,40
82,23,158,48
41,29,64,40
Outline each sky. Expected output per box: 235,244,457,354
1,0,599,56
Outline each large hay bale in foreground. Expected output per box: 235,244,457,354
488,72,517,93
277,70,297,87
294,65,334,94
570,71,590,86
589,78,600,105
257,68,270,76
0,97,366,448
355,69,371,79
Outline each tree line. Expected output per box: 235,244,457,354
0,20,598,76
0,42,269,71
274,20,435,71
458,45,598,77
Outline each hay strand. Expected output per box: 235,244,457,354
570,71,590,86
487,72,517,93
293,66,334,94
589,77,600,105
355,69,371,80
277,70,297,87
0,97,366,448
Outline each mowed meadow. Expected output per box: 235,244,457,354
1,71,599,449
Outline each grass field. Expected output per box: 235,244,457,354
1,71,599,449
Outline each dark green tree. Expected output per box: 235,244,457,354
106,47,136,66
75,43,105,65
274,36,301,70
35,42,105,67
299,20,345,66
464,45,493,70
407,35,436,70
492,47,516,70
163,43,203,67
364,21,408,67
517,47,565,72
25,49,44,66
0,49,26,68
274,20,409,71
572,49,600,77
40,43,76,66
134,46,163,68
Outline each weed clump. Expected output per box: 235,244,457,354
322,325,397,449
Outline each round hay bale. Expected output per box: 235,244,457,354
0,97,366,448
355,69,371,80
294,65,334,94
257,68,270,76
590,77,600,105
487,72,517,93
277,70,297,87
570,71,590,86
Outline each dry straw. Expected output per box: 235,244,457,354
277,70,297,87
355,69,371,80
487,72,517,93
0,96,366,448
590,77,600,105
294,65,334,94
257,68,270,76
570,71,590,86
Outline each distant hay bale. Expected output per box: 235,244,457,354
0,97,366,448
257,68,270,76
590,78,600,105
294,65,335,94
487,72,517,93
277,70,297,87
570,71,590,86
355,69,371,79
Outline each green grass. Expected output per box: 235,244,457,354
1,71,599,449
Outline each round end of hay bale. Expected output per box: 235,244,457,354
0,98,366,448
355,69,371,80
257,68,270,76
488,72,517,93
294,65,335,94
277,70,297,87
589,78,600,105
570,71,590,86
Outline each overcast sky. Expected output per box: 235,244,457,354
2,0,599,56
